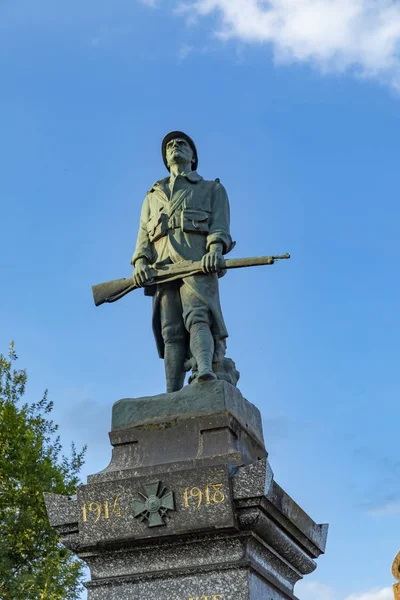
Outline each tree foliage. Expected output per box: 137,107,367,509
0,343,86,599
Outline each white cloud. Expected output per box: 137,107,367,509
174,0,400,90
139,0,160,6
296,580,336,600
178,43,194,60
346,588,393,600
367,500,400,516
295,582,393,600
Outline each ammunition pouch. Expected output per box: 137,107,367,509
181,209,210,234
147,213,168,242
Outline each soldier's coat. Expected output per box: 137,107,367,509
132,170,234,358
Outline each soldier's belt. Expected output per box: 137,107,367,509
149,211,211,238
168,215,181,229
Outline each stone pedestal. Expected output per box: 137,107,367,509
45,381,328,599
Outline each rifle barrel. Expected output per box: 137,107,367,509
225,254,290,269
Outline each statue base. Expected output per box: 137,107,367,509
45,381,328,600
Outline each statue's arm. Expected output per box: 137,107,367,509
206,181,234,255
130,196,154,267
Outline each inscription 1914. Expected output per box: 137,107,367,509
81,496,121,523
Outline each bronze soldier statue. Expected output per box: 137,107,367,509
130,131,234,392
92,132,289,391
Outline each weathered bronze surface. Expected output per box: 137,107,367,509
92,131,290,393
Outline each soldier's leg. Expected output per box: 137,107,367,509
158,282,187,393
180,284,217,382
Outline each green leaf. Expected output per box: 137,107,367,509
0,344,86,599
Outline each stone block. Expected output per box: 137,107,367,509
111,380,264,448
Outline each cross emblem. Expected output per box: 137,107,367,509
133,481,176,528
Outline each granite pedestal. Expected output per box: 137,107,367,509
45,380,328,599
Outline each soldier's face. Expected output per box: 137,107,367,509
166,138,194,168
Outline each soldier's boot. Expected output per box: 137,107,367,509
190,323,217,383
164,342,187,393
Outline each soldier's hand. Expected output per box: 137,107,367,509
201,249,225,273
133,259,152,287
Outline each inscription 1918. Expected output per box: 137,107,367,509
183,483,225,509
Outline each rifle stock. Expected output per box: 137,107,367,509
92,278,138,307
92,253,290,307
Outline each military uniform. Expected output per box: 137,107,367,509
131,170,234,359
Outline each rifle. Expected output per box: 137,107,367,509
92,253,290,307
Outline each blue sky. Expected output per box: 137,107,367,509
1,1,399,598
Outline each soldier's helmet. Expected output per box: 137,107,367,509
162,131,198,172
